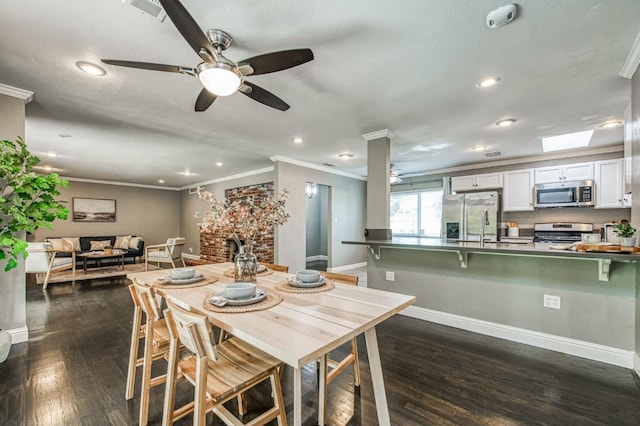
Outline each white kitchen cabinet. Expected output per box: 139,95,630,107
502,169,534,211
594,158,626,209
451,172,503,192
534,162,593,184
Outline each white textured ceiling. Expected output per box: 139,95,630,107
1,0,639,188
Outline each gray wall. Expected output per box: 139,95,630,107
305,184,329,258
632,69,640,357
369,249,636,350
274,161,367,272
0,94,26,337
32,181,181,247
181,171,274,256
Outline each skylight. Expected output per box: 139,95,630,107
541,130,594,152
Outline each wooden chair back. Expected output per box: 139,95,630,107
165,298,218,362
130,279,162,320
323,271,358,286
261,262,289,273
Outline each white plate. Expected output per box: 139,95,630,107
287,276,326,288
164,273,205,285
210,289,267,306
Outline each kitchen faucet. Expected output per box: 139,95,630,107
479,208,489,247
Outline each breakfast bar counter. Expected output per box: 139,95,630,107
343,237,639,369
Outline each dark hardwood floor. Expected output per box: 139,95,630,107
1,276,640,425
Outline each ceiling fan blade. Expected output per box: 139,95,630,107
101,59,193,75
195,88,217,112
240,81,290,111
238,48,314,76
158,0,215,60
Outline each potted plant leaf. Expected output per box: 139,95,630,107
613,221,636,247
1,137,69,272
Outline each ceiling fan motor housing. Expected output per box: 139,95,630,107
207,29,233,51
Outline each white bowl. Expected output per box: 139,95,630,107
225,282,257,299
296,270,321,283
581,234,601,244
170,268,196,280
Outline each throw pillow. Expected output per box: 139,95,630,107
90,240,112,251
114,235,132,249
129,237,142,250
47,238,65,251
62,237,80,251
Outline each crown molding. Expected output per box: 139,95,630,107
62,176,180,190
620,30,640,79
269,155,366,181
180,166,275,190
0,84,34,103
362,129,393,141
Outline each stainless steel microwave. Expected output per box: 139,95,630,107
534,180,594,208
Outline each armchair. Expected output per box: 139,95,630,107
25,242,76,290
144,237,186,271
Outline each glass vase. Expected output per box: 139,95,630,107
234,245,257,283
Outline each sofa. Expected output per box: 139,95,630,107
45,235,145,266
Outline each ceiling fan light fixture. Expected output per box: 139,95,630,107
76,61,106,76
197,62,242,96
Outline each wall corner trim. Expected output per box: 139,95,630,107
269,155,366,181
0,84,34,103
362,129,393,141
620,30,640,79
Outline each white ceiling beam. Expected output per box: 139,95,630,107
0,84,34,103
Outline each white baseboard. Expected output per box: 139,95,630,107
327,261,367,273
634,353,640,377
7,326,28,344
401,305,635,368
305,255,328,262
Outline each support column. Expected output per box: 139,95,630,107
363,129,392,241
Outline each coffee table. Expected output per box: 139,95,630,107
77,249,127,274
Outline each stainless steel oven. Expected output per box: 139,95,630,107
534,180,594,208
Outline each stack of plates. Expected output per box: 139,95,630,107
209,289,267,307
164,273,205,285
287,276,326,288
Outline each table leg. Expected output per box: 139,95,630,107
83,257,88,274
293,367,302,426
365,327,390,426
319,355,327,425
120,254,124,271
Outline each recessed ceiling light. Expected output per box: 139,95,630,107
541,130,594,152
338,153,354,159
476,77,501,88
472,145,488,151
57,133,72,138
215,161,224,167
76,61,106,76
599,120,623,129
496,118,517,127
293,138,303,144
179,170,195,176
43,152,60,158
158,179,165,184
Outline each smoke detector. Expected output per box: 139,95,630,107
486,4,518,29
123,0,167,22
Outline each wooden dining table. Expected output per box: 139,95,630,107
128,262,415,426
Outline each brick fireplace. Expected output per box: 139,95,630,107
199,183,275,263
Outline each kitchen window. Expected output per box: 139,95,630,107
390,189,443,237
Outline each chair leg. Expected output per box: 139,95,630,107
194,358,208,426
162,337,180,426
126,306,143,400
139,320,155,426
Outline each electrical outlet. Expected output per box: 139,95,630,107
385,271,395,281
543,294,561,309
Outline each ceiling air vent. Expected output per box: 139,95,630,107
484,151,502,158
123,0,167,22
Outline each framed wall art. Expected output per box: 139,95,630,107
72,198,116,222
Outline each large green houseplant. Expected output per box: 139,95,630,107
1,137,68,271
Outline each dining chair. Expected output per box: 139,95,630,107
127,280,172,426
162,298,287,426
144,237,186,271
25,242,76,290
318,271,360,425
260,262,289,273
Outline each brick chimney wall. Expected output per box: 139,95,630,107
199,183,275,263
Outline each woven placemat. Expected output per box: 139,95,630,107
274,279,335,294
153,276,219,289
222,268,273,278
202,289,283,313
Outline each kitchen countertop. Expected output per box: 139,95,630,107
342,237,640,263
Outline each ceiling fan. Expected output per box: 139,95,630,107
102,0,314,112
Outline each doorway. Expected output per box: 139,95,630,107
305,182,329,271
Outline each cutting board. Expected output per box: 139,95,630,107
575,244,640,254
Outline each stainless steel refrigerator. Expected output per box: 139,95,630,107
441,191,500,241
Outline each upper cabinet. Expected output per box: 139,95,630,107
451,172,503,192
594,158,625,209
534,162,593,184
503,169,534,212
